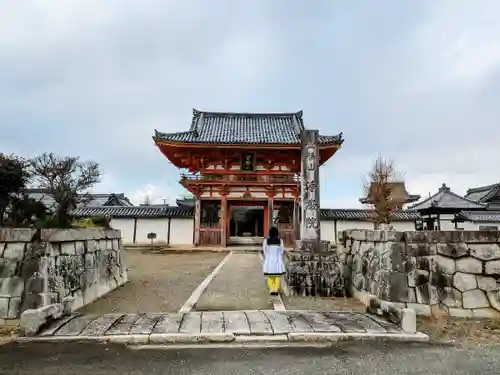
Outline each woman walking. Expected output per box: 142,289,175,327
262,226,285,295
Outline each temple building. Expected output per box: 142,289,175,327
152,109,343,247
359,181,420,209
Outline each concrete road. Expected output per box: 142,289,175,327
1,342,500,374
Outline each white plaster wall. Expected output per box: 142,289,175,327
320,220,335,242
110,218,135,244
439,214,456,230
391,221,416,231
169,218,194,245
135,218,169,244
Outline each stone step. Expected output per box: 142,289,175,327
34,310,403,337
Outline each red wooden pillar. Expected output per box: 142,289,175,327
266,188,275,236
221,194,228,247
194,197,201,246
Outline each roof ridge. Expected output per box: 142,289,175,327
192,109,303,117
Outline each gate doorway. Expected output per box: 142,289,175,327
228,204,264,246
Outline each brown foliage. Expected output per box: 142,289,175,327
362,155,399,226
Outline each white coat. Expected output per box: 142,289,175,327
262,238,285,275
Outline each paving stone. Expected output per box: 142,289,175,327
364,314,401,333
129,314,163,335
179,311,202,333
263,311,292,335
299,312,342,332
245,311,273,335
325,312,366,333
80,314,123,336
105,314,141,335
201,311,224,333
285,311,314,332
223,311,250,335
55,314,100,336
345,312,387,333
39,314,83,336
151,313,183,334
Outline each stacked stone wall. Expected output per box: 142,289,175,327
0,228,128,325
341,230,500,318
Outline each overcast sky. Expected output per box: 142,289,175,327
1,1,500,208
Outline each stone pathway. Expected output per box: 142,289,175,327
24,310,427,344
194,253,273,311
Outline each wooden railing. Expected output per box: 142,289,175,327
181,174,300,183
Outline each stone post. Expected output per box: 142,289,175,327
286,130,342,297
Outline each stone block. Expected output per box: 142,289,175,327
0,228,35,243
400,309,417,333
455,257,482,274
486,291,500,312
462,289,490,309
472,308,500,318
439,287,462,308
75,241,85,255
406,303,431,316
406,243,437,257
407,269,429,287
20,304,63,336
112,239,120,250
485,260,500,275
3,243,26,261
416,284,438,305
60,242,76,255
416,256,433,272
7,297,21,319
436,242,468,258
0,297,8,318
0,277,25,297
464,231,499,243
0,258,18,278
45,243,60,257
404,231,433,243
453,272,477,292
469,244,500,261
348,230,368,242
476,276,499,292
432,255,455,274
448,308,473,318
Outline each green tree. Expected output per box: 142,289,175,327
0,153,31,226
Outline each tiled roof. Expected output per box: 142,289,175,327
465,183,500,204
154,109,343,146
72,205,194,218
23,189,134,208
320,209,420,221
409,183,485,211
455,211,500,223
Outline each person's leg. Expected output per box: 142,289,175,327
275,276,281,293
267,276,275,293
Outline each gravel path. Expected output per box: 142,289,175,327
195,253,273,311
78,251,225,314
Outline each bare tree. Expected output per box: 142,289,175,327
362,155,398,227
30,153,101,228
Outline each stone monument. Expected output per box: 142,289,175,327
286,130,344,297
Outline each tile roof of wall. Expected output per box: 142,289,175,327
72,205,420,221
72,205,194,218
154,109,343,146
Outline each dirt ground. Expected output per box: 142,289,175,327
417,314,500,345
78,250,226,313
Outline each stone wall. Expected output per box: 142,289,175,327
0,228,128,325
341,230,500,318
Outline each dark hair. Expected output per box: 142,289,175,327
268,226,279,238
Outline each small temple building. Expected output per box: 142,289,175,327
359,181,420,209
153,109,343,247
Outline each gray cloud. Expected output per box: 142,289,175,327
1,0,500,207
